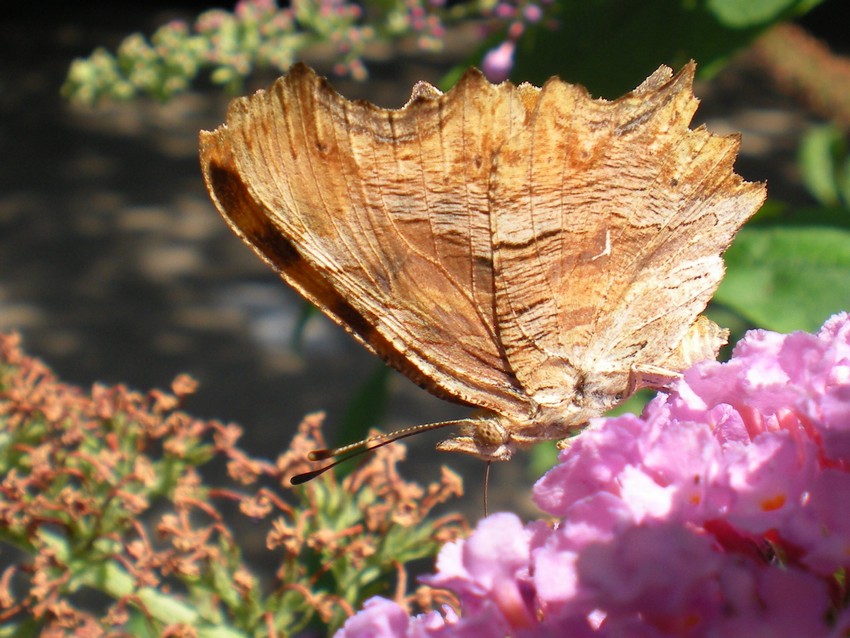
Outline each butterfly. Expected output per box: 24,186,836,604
199,62,765,471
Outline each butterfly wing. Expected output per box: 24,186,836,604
489,63,766,414
200,65,534,419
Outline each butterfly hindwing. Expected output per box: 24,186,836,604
200,65,534,419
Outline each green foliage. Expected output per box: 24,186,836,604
799,124,850,209
715,123,850,334
340,364,392,451
509,0,823,97
718,220,850,333
64,0,824,106
62,0,471,105
707,0,822,28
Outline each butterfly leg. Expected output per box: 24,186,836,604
436,417,515,461
627,363,683,394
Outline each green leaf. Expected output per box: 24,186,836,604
717,224,850,333
528,441,559,479
339,363,391,447
798,124,850,208
290,299,319,353
707,0,809,27
40,530,247,638
509,0,823,98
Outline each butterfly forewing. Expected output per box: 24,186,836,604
201,65,534,419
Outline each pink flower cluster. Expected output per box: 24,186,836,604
481,0,554,82
337,313,850,637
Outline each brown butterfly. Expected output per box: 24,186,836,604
199,62,765,473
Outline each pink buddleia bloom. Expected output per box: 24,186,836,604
481,41,515,83
334,597,459,638
531,492,631,612
422,513,536,633
784,468,850,573
574,524,725,632
714,564,832,638
335,597,411,638
339,314,850,636
798,313,850,460
533,413,646,516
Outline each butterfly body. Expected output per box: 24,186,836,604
444,396,609,462
200,63,765,462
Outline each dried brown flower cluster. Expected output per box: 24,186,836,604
267,414,467,629
0,333,468,636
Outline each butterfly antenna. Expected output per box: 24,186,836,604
290,419,462,485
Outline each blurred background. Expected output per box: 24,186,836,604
2,0,850,515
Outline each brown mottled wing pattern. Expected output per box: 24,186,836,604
200,64,533,419
201,62,766,459
490,63,766,410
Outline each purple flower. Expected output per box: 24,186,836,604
523,4,542,23
336,597,411,638
337,314,850,636
423,513,536,631
481,41,515,83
